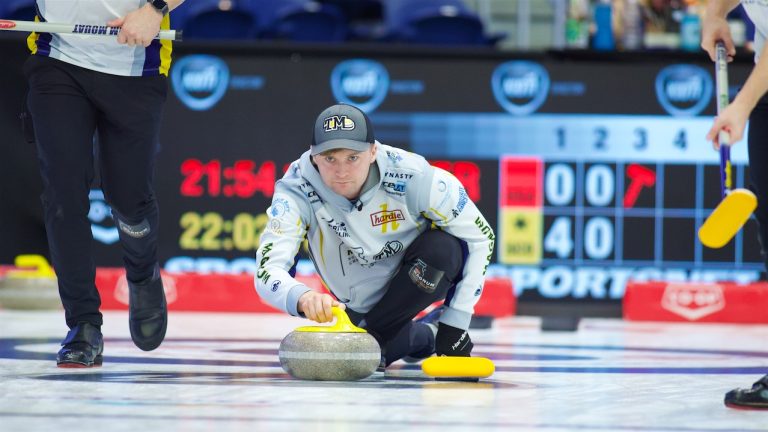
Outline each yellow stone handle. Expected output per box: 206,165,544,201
295,306,367,333
7,254,56,279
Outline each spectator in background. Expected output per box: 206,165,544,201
702,0,768,410
641,0,684,34
24,0,185,368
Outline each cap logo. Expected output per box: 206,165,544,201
323,115,355,132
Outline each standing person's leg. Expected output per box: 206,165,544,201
356,229,465,365
94,73,169,351
24,56,103,366
748,95,768,276
726,94,768,408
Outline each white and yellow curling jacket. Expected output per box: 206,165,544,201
743,0,768,63
255,143,495,331
28,0,172,76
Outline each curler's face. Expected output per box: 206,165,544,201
312,145,377,200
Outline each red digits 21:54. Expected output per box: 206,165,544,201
180,159,276,198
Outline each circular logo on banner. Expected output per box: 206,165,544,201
330,59,389,112
491,61,550,115
88,190,119,245
171,55,230,111
655,64,713,116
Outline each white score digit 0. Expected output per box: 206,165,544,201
585,165,614,207
584,217,613,259
545,164,575,206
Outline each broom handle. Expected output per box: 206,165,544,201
0,19,181,41
715,41,731,198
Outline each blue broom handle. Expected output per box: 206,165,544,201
715,41,731,198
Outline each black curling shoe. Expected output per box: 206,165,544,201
56,322,103,368
725,375,768,409
128,271,167,351
402,305,445,364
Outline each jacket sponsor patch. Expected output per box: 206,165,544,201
370,209,405,226
269,198,290,217
408,258,444,293
324,218,350,238
382,181,407,195
373,240,403,261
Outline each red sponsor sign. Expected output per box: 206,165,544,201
410,278,517,319
0,266,517,317
661,283,725,320
98,269,516,317
624,281,768,323
94,268,324,313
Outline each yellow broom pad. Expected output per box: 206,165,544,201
698,188,757,249
422,356,495,378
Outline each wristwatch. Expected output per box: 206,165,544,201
146,0,169,16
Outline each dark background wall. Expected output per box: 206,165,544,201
0,35,758,315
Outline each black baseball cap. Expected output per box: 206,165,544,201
311,103,375,155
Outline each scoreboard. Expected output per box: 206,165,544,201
375,113,761,305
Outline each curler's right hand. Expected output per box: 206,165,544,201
297,291,345,323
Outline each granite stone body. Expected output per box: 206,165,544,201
279,331,381,381
0,277,61,309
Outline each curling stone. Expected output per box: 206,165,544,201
279,307,381,381
0,255,60,310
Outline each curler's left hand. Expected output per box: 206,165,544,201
435,323,473,357
706,101,750,150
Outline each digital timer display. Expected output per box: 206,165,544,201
180,159,277,199
179,211,268,252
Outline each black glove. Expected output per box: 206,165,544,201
435,322,473,356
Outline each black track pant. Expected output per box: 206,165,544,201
24,55,167,329
347,230,465,365
749,94,768,273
